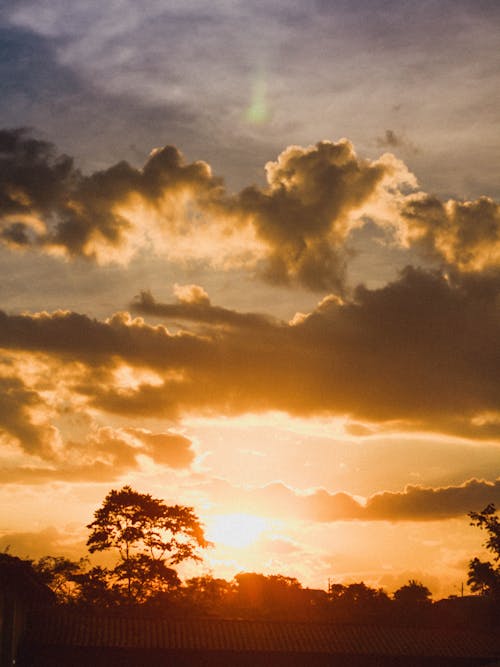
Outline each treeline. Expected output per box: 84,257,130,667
2,552,498,628
2,486,499,628
40,563,435,624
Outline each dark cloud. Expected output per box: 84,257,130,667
0,266,498,438
0,308,214,370
131,288,279,330
0,128,75,210
0,221,31,246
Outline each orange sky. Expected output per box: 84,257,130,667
0,1,499,598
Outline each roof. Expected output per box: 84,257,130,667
25,613,500,660
0,555,54,604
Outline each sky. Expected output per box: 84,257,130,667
0,0,499,597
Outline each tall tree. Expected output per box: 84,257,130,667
87,485,209,604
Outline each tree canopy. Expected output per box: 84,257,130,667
86,485,210,603
468,504,500,600
393,580,432,605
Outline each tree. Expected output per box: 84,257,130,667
467,558,500,596
393,580,432,605
328,582,391,622
86,485,209,604
469,504,500,561
468,504,500,599
233,573,304,618
34,555,86,604
181,575,235,615
70,566,123,607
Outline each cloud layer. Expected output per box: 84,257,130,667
4,130,499,293
0,266,498,454
0,130,499,517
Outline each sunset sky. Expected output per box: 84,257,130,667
0,1,499,597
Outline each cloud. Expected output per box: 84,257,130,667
205,476,500,523
0,420,196,485
0,266,499,438
401,194,500,272
0,128,224,264
0,461,132,485
131,288,279,330
2,129,499,291
0,128,75,244
364,478,500,521
3,0,499,212
0,526,81,560
0,129,417,291
0,375,57,458
235,140,406,291
125,428,196,469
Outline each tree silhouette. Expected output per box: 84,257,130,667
468,504,500,600
393,580,432,605
327,582,391,622
71,566,119,607
467,558,500,596
234,573,304,618
180,575,235,615
34,556,86,604
86,485,209,604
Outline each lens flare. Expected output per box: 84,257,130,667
245,74,269,124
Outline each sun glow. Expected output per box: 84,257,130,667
207,513,269,548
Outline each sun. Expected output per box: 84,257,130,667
206,513,268,548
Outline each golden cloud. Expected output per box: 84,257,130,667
0,266,498,440
0,129,432,291
401,194,500,271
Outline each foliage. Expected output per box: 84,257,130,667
86,485,210,604
469,504,500,561
179,575,236,615
467,557,500,597
34,555,87,604
468,504,500,599
393,580,432,605
234,572,304,617
70,566,119,607
327,581,391,622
